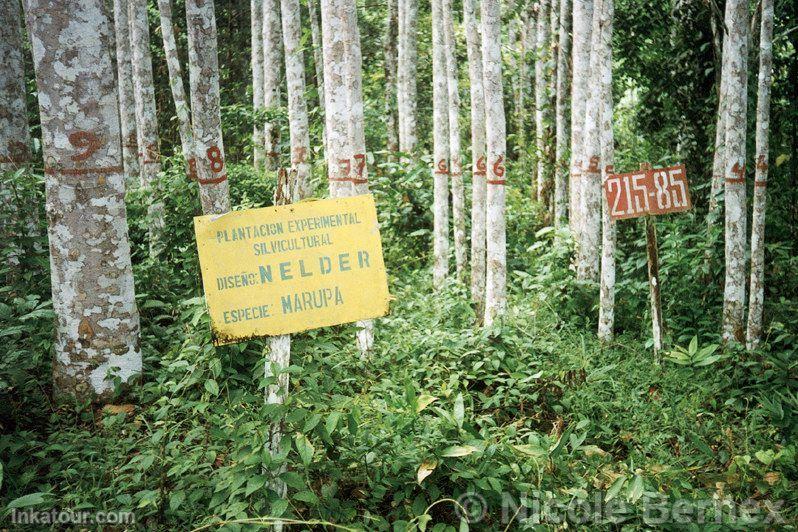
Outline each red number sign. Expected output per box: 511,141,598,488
604,163,691,220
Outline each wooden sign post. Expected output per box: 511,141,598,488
604,162,691,359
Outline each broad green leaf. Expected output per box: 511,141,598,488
169,491,185,512
245,475,267,496
604,475,627,502
292,490,318,505
417,459,437,484
417,394,438,413
417,514,432,532
440,445,477,458
755,450,774,465
689,432,714,457
294,433,315,465
271,498,289,516
688,336,698,356
627,475,644,503
204,379,219,396
453,393,464,429
6,492,48,509
325,412,341,435
512,444,547,458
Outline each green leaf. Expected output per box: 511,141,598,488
604,475,627,502
204,379,219,396
440,445,478,457
755,450,774,465
453,393,464,429
688,336,698,356
271,498,289,516
6,492,48,509
294,433,315,465
245,475,267,496
627,475,644,503
512,444,547,458
689,432,714,457
459,518,470,532
325,412,341,435
417,394,438,413
169,491,185,512
292,490,318,505
417,514,432,532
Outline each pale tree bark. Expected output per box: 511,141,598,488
252,0,265,168
112,0,139,187
746,0,773,351
482,0,507,326
721,0,748,344
384,0,399,154
397,0,419,153
263,0,282,170
705,10,727,264
24,0,142,402
129,0,165,255
576,0,601,281
569,0,592,238
554,0,570,226
186,0,232,214
156,0,196,178
509,12,529,151
307,0,327,153
535,0,551,202
465,0,487,314
432,0,450,289
443,0,466,281
597,0,614,342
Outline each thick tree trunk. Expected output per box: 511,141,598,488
443,0,466,281
597,0,615,342
721,0,748,344
384,0,399,155
576,0,601,281
112,0,139,187
746,0,773,351
569,0,593,239
156,0,195,177
554,0,571,226
465,0,487,314
129,0,165,255
24,0,142,402
186,0,232,214
397,0,418,154
432,0,450,289
263,0,282,170
482,0,507,326
252,0,265,168
535,0,551,203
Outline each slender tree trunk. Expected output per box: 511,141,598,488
535,0,551,202
157,0,195,178
186,0,232,214
746,0,773,351
24,0,142,402
443,0,466,281
113,0,139,187
465,0,487,315
129,0,165,255
576,0,601,281
705,10,727,266
432,0,450,289
482,0,507,326
397,0,418,154
384,0,399,155
554,0,570,226
307,0,327,153
721,0,749,344
597,0,615,342
252,0,265,168
263,0,282,170
569,0,593,239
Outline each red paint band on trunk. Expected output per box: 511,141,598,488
754,181,768,187
45,165,123,175
487,180,506,185
473,171,486,176
725,177,746,184
198,174,228,185
350,178,369,184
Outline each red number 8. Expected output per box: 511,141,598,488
207,146,224,173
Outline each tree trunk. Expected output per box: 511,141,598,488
443,0,466,281
432,0,450,289
156,0,195,178
24,0,142,402
597,0,615,342
464,0,486,315
721,0,748,344
129,0,165,256
263,0,282,170
554,0,570,226
307,0,327,153
397,0,418,154
112,0,139,187
186,0,232,214
746,0,773,351
252,0,265,168
576,0,601,282
535,0,551,203
705,11,727,266
482,0,507,326
569,0,593,238
384,0,399,155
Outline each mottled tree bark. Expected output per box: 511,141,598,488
443,0,466,281
746,0,773,351
721,0,748,344
554,0,571,226
384,0,399,155
535,0,551,203
432,0,450,289
569,0,592,238
307,0,327,152
465,0,486,314
597,0,614,342
186,0,232,214
397,0,419,154
24,0,142,402
482,0,507,326
252,0,265,168
112,0,139,187
156,0,195,177
705,11,727,265
263,0,282,170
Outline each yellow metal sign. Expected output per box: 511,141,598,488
194,194,389,345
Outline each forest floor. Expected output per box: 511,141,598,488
1,162,796,530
